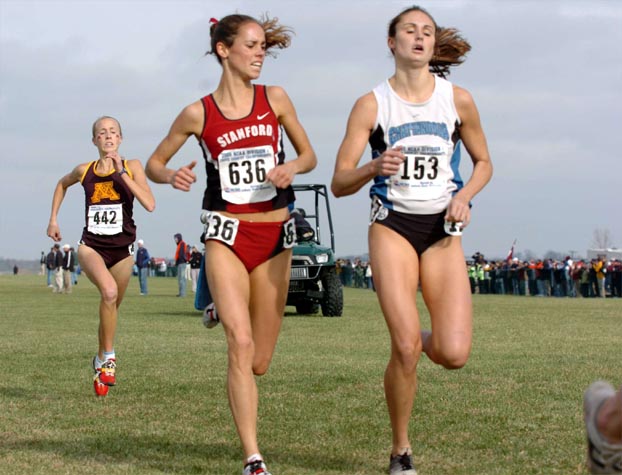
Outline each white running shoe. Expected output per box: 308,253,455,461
389,448,417,475
584,381,622,474
243,459,271,475
202,303,219,329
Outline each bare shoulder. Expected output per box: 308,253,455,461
62,161,91,185
180,99,205,122
170,99,204,137
452,84,475,107
265,85,292,113
265,85,288,102
72,161,91,177
353,91,378,114
347,91,377,130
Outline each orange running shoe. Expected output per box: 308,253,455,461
93,374,109,397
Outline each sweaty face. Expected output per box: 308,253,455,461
390,10,436,64
222,22,266,79
92,118,122,153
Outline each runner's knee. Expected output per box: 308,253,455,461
391,338,422,373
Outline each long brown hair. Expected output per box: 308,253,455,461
207,14,293,64
388,6,471,78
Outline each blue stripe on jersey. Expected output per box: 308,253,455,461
369,176,392,210
450,139,464,194
369,125,393,210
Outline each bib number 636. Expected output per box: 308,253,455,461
203,212,239,246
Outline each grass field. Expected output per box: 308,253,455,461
1,274,620,475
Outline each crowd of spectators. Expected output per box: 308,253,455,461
467,252,622,298
336,253,622,299
336,258,374,291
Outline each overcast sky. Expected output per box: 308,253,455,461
1,0,621,261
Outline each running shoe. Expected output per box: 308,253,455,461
243,460,271,475
93,373,109,397
202,303,220,329
584,381,622,473
93,356,116,386
389,449,417,475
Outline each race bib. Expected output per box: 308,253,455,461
87,204,123,235
389,143,449,201
282,218,296,249
203,212,240,246
369,196,389,225
218,145,277,204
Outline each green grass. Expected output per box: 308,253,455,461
1,275,620,474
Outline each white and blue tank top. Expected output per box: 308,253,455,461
369,76,464,214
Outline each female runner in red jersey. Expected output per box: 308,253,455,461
146,14,316,475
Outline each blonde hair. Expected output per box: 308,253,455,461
91,116,122,138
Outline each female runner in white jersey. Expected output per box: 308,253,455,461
331,6,492,474
145,14,316,475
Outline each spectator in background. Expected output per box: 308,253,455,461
173,233,188,297
527,260,538,296
354,259,365,288
611,259,622,298
51,243,63,293
541,259,553,296
509,258,519,294
590,259,603,297
40,251,46,275
580,263,592,298
495,261,506,294
45,246,57,287
339,259,353,287
70,246,79,285
572,260,584,298
135,239,150,295
479,261,490,295
597,257,607,297
365,262,374,291
13,265,18,275
564,256,575,297
468,262,477,294
189,245,203,293
61,243,74,294
552,260,565,297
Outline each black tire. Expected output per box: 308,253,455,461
320,268,343,317
295,300,320,315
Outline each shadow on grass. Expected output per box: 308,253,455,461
0,387,32,399
4,435,236,473
4,433,362,474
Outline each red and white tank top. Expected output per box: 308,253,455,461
198,84,294,213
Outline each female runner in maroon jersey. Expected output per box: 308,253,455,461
47,116,155,397
146,14,316,475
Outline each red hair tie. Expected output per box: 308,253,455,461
209,17,219,25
